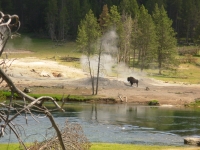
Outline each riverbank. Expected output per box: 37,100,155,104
1,143,199,150
1,57,200,106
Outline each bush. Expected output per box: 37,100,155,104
0,91,6,102
148,100,159,106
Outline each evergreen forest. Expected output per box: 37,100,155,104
1,0,200,44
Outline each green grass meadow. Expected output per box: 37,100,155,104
0,143,199,150
146,63,200,84
90,143,199,150
4,34,200,84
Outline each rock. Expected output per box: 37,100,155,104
57,73,64,77
40,70,51,77
23,87,31,93
184,137,200,146
52,72,64,77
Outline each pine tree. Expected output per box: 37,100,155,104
109,5,121,62
145,0,167,14
76,9,100,95
58,0,69,40
120,0,139,19
119,12,133,64
98,4,110,34
67,0,81,39
77,9,100,55
166,0,182,39
80,0,91,19
109,5,121,29
46,0,58,41
137,5,157,71
152,4,177,74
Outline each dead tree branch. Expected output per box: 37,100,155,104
0,11,90,150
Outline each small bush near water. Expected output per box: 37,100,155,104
148,100,159,106
188,98,200,107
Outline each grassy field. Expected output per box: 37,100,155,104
90,143,200,150
4,34,200,84
146,63,200,84
4,34,82,68
0,143,199,150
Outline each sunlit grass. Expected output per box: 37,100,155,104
90,143,199,150
0,143,198,150
0,143,30,150
146,63,200,84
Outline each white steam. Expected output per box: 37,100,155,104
80,29,145,80
5,36,32,52
21,36,32,50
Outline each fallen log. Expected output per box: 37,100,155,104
184,137,200,146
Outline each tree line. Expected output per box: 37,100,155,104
1,0,200,43
76,3,177,94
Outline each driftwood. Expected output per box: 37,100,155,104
118,94,128,102
0,11,90,150
184,137,200,146
0,11,66,150
0,67,66,150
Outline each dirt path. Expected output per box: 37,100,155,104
1,57,200,106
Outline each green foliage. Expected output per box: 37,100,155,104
145,0,167,14
0,91,6,102
2,91,96,102
148,100,159,105
1,91,19,100
152,4,177,74
119,0,139,18
80,0,91,19
188,98,200,107
98,4,110,33
76,9,100,55
2,0,200,42
136,5,157,71
67,0,81,38
109,5,122,45
46,0,69,40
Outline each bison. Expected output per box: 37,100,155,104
127,77,139,87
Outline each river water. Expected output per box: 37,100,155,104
1,103,200,146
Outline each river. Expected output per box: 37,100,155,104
1,103,200,146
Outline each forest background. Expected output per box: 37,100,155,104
1,0,200,43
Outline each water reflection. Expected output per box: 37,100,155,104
1,103,200,146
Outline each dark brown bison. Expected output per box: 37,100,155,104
127,77,139,87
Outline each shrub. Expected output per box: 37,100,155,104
148,100,159,105
0,91,6,102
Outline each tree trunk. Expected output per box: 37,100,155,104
95,42,102,95
87,56,95,95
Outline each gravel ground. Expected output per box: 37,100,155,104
1,57,200,106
